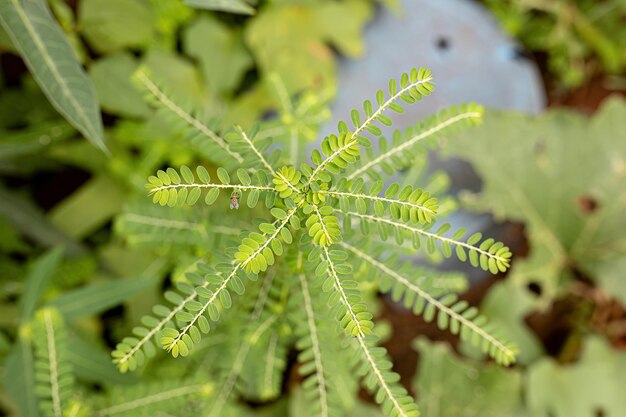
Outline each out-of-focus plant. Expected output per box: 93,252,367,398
481,0,626,88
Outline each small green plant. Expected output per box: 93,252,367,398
481,0,626,88
111,67,516,416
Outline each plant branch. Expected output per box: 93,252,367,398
340,241,516,362
136,70,242,163
348,111,481,180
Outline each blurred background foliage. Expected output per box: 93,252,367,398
0,0,625,416
480,0,626,91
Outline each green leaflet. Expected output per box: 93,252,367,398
147,165,275,209
0,0,106,152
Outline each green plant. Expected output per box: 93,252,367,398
481,0,626,88
111,66,517,417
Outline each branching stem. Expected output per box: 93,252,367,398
235,126,276,175
348,111,481,180
136,70,242,163
320,190,436,216
340,241,515,361
307,76,433,185
341,211,509,265
150,183,275,193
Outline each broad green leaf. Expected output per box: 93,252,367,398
245,1,372,94
413,337,523,417
184,0,255,15
0,0,106,152
442,98,626,305
78,0,154,53
47,0,87,62
142,49,205,106
527,337,626,417
47,276,155,319
183,15,252,96
19,246,64,319
478,281,543,365
89,52,151,118
0,23,15,51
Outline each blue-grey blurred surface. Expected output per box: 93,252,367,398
326,0,544,133
324,0,545,283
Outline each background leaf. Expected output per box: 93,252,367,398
413,337,523,417
527,337,626,417
478,281,544,365
3,337,40,417
89,52,151,118
184,0,255,15
183,15,252,97
0,186,85,256
442,98,626,305
78,0,155,53
0,0,106,151
18,246,64,319
245,0,371,94
47,276,156,319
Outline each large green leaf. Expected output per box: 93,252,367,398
413,337,523,417
527,337,626,417
89,52,151,118
142,49,205,106
183,15,252,97
479,281,544,365
78,0,154,54
442,98,626,304
245,0,371,94
0,0,106,152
